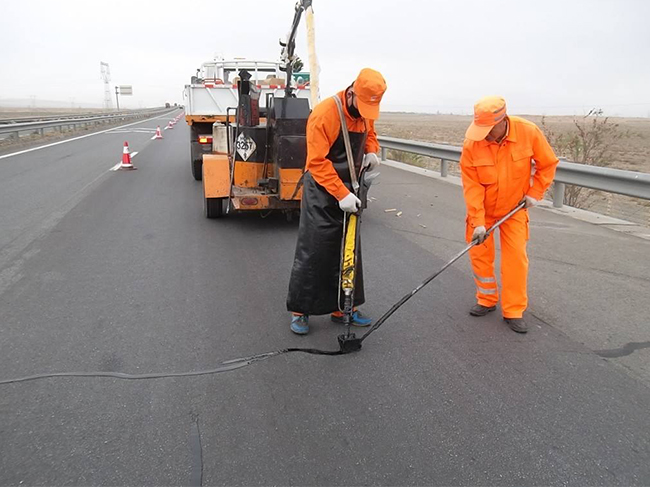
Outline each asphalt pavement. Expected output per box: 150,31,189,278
0,115,649,485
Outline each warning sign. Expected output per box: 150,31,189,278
236,133,256,161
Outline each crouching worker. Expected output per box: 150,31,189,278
286,68,387,335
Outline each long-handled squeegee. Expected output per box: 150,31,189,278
337,201,526,352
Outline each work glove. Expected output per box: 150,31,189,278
472,225,487,244
362,153,380,172
338,193,361,213
524,195,539,208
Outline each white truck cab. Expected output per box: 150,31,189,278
183,58,311,180
184,59,310,118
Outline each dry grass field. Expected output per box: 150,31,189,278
375,113,650,172
375,113,650,226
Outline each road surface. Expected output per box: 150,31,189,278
1,113,649,485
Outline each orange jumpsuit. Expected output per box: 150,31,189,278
460,116,558,318
305,90,380,200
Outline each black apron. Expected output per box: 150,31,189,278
286,130,367,315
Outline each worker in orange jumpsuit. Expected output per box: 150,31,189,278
286,68,387,335
460,96,558,333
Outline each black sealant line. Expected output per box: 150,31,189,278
0,205,526,387
594,341,650,358
0,349,346,386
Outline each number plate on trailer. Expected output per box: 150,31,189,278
236,133,257,161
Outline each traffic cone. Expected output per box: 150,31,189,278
167,120,174,129
154,126,163,139
119,141,136,170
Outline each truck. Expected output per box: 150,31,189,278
182,0,314,218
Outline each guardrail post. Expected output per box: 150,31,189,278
440,159,449,177
553,182,565,208
381,147,387,162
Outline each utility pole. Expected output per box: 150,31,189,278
115,86,120,111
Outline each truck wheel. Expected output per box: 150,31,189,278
191,158,203,181
205,197,226,219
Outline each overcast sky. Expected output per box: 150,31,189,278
1,0,649,116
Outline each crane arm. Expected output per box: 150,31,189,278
279,0,313,97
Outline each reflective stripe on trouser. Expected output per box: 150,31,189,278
465,210,529,318
466,230,499,307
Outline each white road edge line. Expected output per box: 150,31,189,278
0,112,175,161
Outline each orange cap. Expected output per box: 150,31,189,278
353,68,387,120
465,96,507,141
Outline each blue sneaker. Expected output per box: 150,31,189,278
330,310,372,327
290,315,309,335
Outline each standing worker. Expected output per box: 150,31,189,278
460,96,558,333
286,68,387,335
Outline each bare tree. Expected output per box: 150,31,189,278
541,109,627,208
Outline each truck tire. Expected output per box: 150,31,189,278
204,197,226,219
189,128,203,181
191,157,203,181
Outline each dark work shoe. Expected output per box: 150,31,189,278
469,304,497,317
331,310,372,327
504,318,528,334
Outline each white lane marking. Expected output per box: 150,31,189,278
110,151,139,171
109,128,157,134
0,111,176,161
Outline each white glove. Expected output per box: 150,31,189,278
362,153,380,172
472,225,487,244
338,193,361,213
524,195,539,208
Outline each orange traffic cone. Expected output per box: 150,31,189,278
154,126,163,139
119,141,136,170
167,120,174,129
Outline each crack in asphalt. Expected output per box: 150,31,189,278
594,341,650,358
534,255,650,283
190,415,203,487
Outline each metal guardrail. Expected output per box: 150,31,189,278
378,135,650,208
0,107,176,140
0,108,166,125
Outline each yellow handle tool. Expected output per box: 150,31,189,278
341,214,357,291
